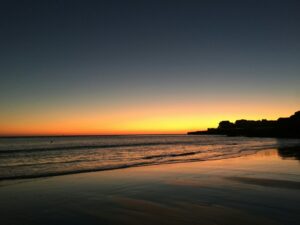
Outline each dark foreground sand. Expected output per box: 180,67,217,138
1,148,300,225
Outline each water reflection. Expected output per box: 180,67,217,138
277,146,300,161
276,139,300,161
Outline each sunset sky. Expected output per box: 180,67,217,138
1,0,299,136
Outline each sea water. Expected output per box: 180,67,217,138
1,135,300,180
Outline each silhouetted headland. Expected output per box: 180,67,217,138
188,111,300,138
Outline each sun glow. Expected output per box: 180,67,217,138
0,99,297,136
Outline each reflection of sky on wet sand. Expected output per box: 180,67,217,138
1,148,300,225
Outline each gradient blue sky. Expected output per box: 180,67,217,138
1,0,299,135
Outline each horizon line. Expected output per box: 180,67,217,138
0,133,193,138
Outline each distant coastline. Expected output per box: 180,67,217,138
188,111,300,138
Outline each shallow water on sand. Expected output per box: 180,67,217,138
0,148,300,225
1,135,300,180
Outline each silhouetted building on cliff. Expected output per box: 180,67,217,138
188,111,300,138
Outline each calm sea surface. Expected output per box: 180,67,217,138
1,135,300,180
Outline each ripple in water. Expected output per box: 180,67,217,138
1,135,300,180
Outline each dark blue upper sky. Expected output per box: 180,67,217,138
1,0,300,134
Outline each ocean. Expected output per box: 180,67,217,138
1,135,300,180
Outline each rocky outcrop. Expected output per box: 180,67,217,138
188,111,300,138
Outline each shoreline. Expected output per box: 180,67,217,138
1,148,300,225
1,144,294,182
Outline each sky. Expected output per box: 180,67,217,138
0,0,300,135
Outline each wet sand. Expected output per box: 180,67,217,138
1,148,300,225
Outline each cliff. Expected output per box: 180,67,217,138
188,111,300,138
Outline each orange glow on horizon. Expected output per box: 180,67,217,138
0,101,298,136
